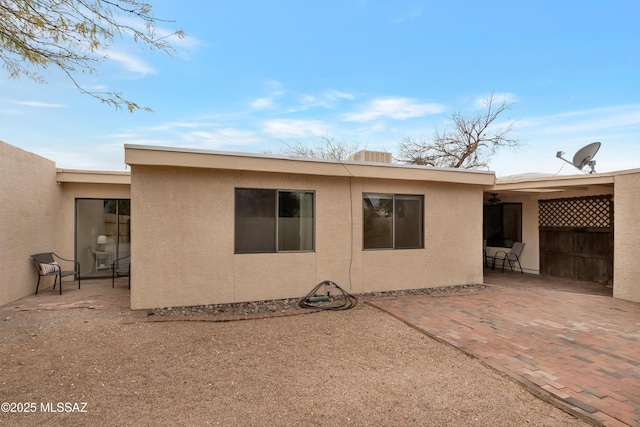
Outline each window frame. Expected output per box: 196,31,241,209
362,192,424,251
483,202,522,248
234,188,315,254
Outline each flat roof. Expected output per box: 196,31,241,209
488,168,640,193
124,144,496,186
56,169,131,185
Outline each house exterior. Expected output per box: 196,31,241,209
124,145,492,309
2,139,639,309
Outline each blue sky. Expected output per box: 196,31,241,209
1,0,639,177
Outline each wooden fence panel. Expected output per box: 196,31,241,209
539,196,613,285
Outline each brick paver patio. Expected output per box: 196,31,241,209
370,272,640,426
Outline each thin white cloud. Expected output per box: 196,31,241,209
297,90,356,110
263,119,328,138
106,133,138,139
158,27,201,56
250,80,287,110
251,97,277,110
114,138,175,147
12,100,65,108
85,84,109,91
149,121,208,131
474,92,518,109
184,128,260,148
102,50,155,75
263,80,285,92
251,86,354,112
35,144,130,170
519,104,640,137
342,97,445,122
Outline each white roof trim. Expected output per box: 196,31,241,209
56,169,131,185
124,144,496,185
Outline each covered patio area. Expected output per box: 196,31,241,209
5,278,131,312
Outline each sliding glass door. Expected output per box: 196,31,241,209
76,199,131,277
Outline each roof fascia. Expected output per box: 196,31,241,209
124,144,495,186
56,169,131,185
489,173,615,192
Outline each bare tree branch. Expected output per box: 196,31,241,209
271,134,365,161
398,93,520,169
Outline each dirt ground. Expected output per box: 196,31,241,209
0,300,588,426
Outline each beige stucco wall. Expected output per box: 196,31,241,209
0,141,60,305
613,172,640,303
130,165,484,309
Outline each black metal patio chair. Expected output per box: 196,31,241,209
31,252,81,295
112,255,130,289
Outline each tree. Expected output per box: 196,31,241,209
397,93,519,169
0,0,184,112
273,134,364,161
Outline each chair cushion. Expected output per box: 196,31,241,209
39,262,61,275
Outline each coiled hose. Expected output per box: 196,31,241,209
299,280,357,310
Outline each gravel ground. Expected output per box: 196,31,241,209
0,289,587,426
150,284,488,318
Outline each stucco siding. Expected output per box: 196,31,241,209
614,172,640,303
497,195,539,274
520,197,540,273
312,176,354,289
130,166,236,309
0,141,60,305
422,183,483,287
130,166,484,309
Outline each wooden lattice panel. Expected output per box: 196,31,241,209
539,195,612,229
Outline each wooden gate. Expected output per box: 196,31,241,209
538,195,613,285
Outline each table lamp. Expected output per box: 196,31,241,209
97,235,107,251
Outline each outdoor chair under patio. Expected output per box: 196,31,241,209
112,255,131,289
31,252,81,295
486,242,525,274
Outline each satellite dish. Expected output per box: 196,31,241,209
556,142,601,174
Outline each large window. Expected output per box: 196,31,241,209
363,193,424,250
235,189,314,253
483,203,522,247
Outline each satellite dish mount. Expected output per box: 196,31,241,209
556,142,601,174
